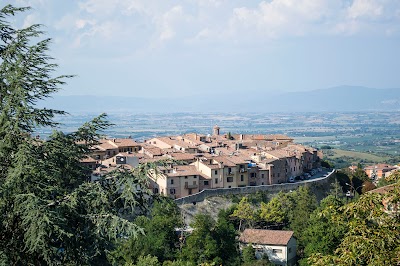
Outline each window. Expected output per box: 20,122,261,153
185,176,188,179
288,247,292,253
215,178,218,184
227,177,233,182
204,180,209,186
250,173,257,178
277,173,280,177
261,173,264,178
170,179,174,185
153,188,159,194
272,249,282,254
240,175,244,182
215,170,218,175
169,189,176,194
193,175,197,178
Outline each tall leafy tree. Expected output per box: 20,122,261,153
213,209,240,265
231,197,255,231
301,195,347,263
180,214,219,265
309,185,400,265
259,191,294,226
0,5,152,265
111,198,183,265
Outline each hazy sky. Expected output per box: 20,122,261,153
6,0,400,98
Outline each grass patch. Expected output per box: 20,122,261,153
327,149,391,163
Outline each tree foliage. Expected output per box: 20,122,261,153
111,198,183,265
180,211,239,266
259,191,293,225
231,197,255,231
0,5,72,179
0,5,152,265
308,184,400,265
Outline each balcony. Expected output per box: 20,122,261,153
240,168,246,173
227,171,234,176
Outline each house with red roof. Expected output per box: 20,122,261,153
239,229,297,266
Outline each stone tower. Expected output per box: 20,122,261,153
213,125,220,136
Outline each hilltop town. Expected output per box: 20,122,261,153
83,125,323,199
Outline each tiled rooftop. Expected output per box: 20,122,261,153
239,229,294,245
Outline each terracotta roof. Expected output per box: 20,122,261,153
96,138,140,150
239,229,294,246
264,150,289,159
112,138,140,148
225,155,247,165
80,156,97,163
364,164,397,170
96,139,118,150
369,184,396,195
213,156,236,167
165,165,203,177
168,152,197,161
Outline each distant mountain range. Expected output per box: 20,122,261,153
37,86,400,113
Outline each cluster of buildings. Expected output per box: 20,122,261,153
82,125,322,200
349,163,400,181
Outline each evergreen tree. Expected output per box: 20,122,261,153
213,209,240,265
301,195,347,262
0,5,71,179
241,244,256,265
111,198,183,264
180,214,219,265
0,5,152,265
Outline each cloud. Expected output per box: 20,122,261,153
42,0,400,55
225,0,400,39
348,0,383,19
157,5,184,42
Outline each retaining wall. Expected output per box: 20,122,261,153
175,169,336,205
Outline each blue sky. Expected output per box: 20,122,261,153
6,0,400,98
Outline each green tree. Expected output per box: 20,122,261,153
259,192,290,225
301,195,347,263
180,214,220,265
241,244,256,265
128,255,160,266
162,260,195,266
112,198,182,264
231,197,255,231
0,5,152,265
213,209,240,265
288,186,317,258
0,5,71,179
309,184,400,265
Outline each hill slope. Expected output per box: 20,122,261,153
38,86,400,113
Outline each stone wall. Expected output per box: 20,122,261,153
175,169,336,205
